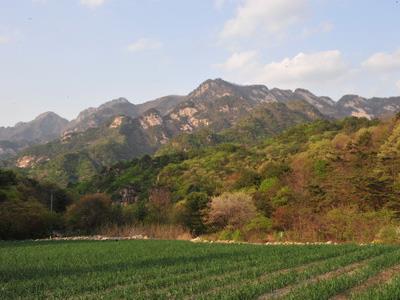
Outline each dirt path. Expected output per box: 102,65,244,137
330,264,400,300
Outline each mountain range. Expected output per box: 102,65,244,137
1,78,400,184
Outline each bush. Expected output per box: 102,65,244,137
313,160,328,178
0,169,17,187
66,193,113,233
121,203,147,224
218,227,243,241
259,177,279,193
252,191,274,217
375,225,400,244
321,207,396,242
204,192,257,230
243,215,272,242
233,170,261,190
0,200,60,240
244,215,272,232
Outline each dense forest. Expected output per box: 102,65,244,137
2,115,400,243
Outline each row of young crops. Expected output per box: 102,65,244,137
1,240,400,299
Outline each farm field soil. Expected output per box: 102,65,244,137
1,240,400,299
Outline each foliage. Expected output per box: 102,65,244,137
0,169,71,239
174,192,209,235
65,193,113,233
146,187,172,224
3,115,400,242
204,192,257,230
0,200,60,240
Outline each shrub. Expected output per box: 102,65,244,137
121,203,147,224
259,177,279,193
217,227,243,241
321,207,396,242
204,192,257,230
65,193,113,233
261,161,291,179
271,186,293,207
243,215,272,242
233,170,261,190
375,225,400,244
252,191,274,217
313,160,329,178
0,200,60,240
244,215,272,233
0,169,17,187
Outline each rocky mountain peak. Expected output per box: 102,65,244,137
35,111,66,121
99,97,132,108
338,95,366,104
188,78,237,99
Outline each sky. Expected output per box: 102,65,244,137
0,0,400,126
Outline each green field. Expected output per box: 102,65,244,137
1,240,400,299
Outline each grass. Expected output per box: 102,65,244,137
0,240,399,299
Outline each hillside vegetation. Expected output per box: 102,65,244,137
73,115,400,243
15,101,322,186
0,169,71,239
2,112,400,242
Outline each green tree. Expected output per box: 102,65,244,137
176,192,209,235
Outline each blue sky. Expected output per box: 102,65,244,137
0,0,400,126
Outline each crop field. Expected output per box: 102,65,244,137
1,240,400,299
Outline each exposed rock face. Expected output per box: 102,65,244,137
139,111,163,129
337,95,400,119
109,116,126,129
16,155,48,168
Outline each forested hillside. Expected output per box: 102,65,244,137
2,114,400,242
0,169,71,239
13,100,322,186
68,115,400,243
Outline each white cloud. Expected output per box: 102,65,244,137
362,49,400,72
218,50,258,71
397,80,400,91
80,0,107,8
127,38,162,52
220,0,308,39
217,50,348,93
0,36,9,45
256,50,347,86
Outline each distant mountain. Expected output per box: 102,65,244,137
0,112,69,159
336,95,400,119
0,112,69,142
11,85,324,186
135,95,187,116
3,78,400,172
65,98,138,133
